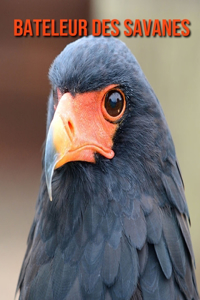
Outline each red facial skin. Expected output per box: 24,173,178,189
51,84,126,168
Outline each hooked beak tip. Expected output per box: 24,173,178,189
44,126,59,201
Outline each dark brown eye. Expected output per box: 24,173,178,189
104,90,125,117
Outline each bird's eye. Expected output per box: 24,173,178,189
103,89,126,121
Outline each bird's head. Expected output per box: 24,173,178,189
45,36,172,201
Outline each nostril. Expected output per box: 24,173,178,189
68,120,74,135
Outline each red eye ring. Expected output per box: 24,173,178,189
102,88,126,122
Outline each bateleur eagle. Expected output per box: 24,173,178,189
17,36,199,300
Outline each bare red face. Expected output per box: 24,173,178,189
45,85,126,200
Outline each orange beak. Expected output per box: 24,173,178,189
45,86,119,200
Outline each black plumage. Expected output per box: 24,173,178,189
17,36,199,300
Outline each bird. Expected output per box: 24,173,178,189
17,36,199,300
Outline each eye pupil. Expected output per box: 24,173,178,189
105,90,124,117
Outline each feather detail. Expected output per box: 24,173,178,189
161,166,188,216
66,277,82,300
138,242,148,276
140,245,175,300
101,242,121,286
154,235,172,279
174,252,198,300
146,203,162,244
175,210,195,265
52,247,77,300
162,209,186,278
83,204,103,238
84,240,105,271
123,208,146,250
110,234,139,300
108,216,122,249
28,263,54,300
140,194,153,216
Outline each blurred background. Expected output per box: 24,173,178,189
0,0,199,299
